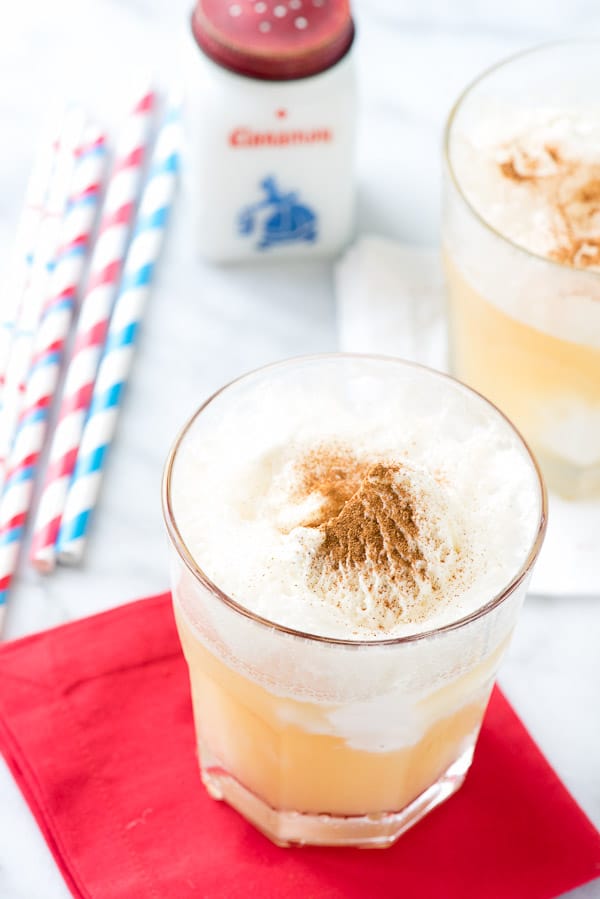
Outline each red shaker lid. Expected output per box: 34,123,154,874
191,0,355,81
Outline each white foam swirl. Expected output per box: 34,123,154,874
171,360,540,640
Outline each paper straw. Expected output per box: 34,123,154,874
0,126,107,605
0,108,87,625
30,90,157,574
0,106,63,403
0,107,86,491
55,103,181,565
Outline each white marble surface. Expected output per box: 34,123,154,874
0,2,599,897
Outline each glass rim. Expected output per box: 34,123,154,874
443,37,600,279
162,353,548,648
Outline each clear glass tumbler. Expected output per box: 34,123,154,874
443,41,600,500
162,355,546,848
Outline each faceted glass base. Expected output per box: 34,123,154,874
200,746,474,848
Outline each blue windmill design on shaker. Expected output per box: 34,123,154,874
238,176,318,249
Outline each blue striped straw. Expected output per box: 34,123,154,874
55,100,182,564
0,127,107,610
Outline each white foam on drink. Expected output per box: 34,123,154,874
447,103,600,352
451,106,600,268
170,359,540,641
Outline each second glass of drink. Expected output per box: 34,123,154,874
444,41,600,499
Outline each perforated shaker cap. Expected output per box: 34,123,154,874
191,0,355,81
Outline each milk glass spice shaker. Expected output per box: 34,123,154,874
186,0,356,261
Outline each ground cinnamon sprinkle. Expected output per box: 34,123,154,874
551,237,600,268
497,143,600,269
293,447,369,526
574,178,600,203
546,145,562,164
294,448,430,614
317,463,422,586
499,159,535,182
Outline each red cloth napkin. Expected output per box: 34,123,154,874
0,593,598,899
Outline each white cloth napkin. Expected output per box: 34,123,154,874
335,235,600,597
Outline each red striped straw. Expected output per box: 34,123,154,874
0,109,88,630
0,127,108,622
30,90,157,574
0,104,63,406
0,108,86,494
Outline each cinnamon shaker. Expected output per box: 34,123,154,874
186,0,356,261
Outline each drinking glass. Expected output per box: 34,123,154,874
443,41,600,499
162,355,546,847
